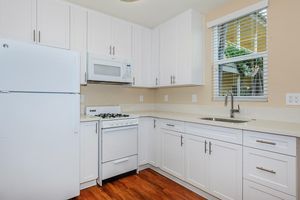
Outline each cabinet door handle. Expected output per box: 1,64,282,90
38,31,41,43
95,123,98,134
113,46,115,55
154,119,156,128
256,140,276,146
204,140,207,154
33,30,36,42
109,46,112,55
256,166,276,174
156,78,158,86
133,77,135,85
181,135,183,147
170,76,173,84
209,141,212,155
173,76,176,84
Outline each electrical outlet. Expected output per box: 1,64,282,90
164,95,169,102
192,94,198,103
139,95,144,103
286,93,300,105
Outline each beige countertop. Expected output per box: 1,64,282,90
126,111,300,138
80,115,100,122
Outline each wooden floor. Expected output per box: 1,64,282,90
76,169,206,200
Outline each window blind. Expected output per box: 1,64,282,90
212,8,268,101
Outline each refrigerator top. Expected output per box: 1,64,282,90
0,39,80,93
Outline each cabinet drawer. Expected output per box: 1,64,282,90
102,155,137,180
243,131,296,156
243,180,296,200
243,147,296,195
160,120,184,132
185,123,242,144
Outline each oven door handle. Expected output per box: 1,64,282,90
102,125,138,132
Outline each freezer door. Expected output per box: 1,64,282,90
0,39,80,93
0,93,80,200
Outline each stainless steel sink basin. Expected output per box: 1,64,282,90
200,117,249,123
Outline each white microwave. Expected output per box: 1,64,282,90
87,54,132,84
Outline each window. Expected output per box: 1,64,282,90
213,8,268,101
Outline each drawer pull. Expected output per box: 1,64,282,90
256,166,276,174
113,158,129,164
256,140,276,146
166,124,175,127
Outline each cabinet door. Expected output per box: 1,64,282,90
148,119,158,166
161,129,184,179
159,21,176,86
151,27,160,87
138,118,150,165
132,25,152,87
111,18,132,60
0,0,36,43
80,121,99,184
70,6,87,85
175,11,192,85
184,134,209,192
36,0,70,49
208,139,242,200
87,11,111,56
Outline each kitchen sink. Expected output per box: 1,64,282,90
200,117,250,123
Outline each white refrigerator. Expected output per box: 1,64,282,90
0,39,80,200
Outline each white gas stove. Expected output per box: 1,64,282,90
86,106,138,128
86,106,139,185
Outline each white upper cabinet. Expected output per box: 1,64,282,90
132,25,153,87
87,11,111,57
0,0,70,49
111,18,132,60
151,27,160,87
159,19,177,87
159,9,205,87
36,0,70,49
0,0,36,43
70,5,88,85
88,11,132,61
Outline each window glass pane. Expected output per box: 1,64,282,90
218,57,265,97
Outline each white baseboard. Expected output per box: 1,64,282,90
80,180,97,190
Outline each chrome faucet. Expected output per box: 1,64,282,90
225,91,240,118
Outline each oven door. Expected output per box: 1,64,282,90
88,55,124,82
102,125,138,163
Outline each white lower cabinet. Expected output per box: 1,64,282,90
208,139,243,200
161,128,185,179
80,121,99,188
184,134,242,200
138,117,158,166
184,134,209,191
244,180,296,200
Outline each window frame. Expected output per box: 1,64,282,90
212,11,268,102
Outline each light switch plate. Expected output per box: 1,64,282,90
164,95,169,102
286,93,300,105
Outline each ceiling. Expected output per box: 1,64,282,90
65,0,233,27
